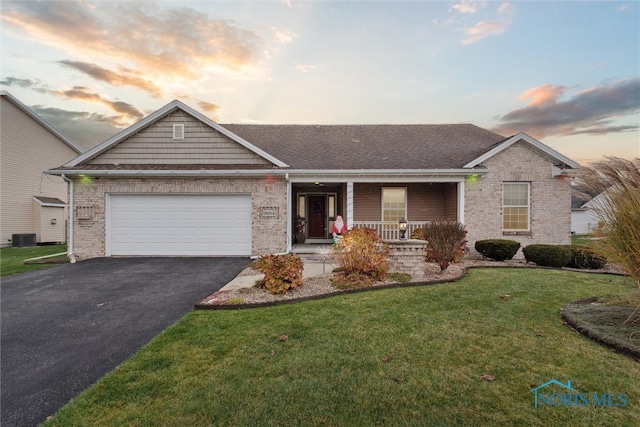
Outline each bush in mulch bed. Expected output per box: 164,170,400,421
562,300,640,359
254,254,304,294
474,239,521,261
523,244,571,268
564,245,607,269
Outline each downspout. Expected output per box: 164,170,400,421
286,173,292,253
61,174,76,263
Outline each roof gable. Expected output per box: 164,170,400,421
86,109,272,166
66,100,288,168
464,132,579,169
0,91,83,154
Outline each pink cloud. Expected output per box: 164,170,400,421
462,20,507,44
1,1,264,81
492,78,640,138
519,84,568,106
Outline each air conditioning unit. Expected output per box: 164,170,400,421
12,233,36,247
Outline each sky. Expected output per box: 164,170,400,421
1,0,639,166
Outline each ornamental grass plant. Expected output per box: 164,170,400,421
577,157,640,324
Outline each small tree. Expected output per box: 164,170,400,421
577,157,640,324
422,220,467,271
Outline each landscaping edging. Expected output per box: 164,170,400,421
195,260,627,311
562,299,640,360
194,272,466,310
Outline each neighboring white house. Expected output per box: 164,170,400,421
0,91,84,247
571,192,604,235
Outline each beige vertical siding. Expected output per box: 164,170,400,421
1,96,78,247
443,184,458,220
89,110,271,165
353,183,382,221
407,183,445,220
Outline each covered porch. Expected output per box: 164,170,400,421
289,176,466,248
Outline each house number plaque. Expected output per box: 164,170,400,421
260,207,279,219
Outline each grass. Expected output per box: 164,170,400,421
564,302,640,356
44,269,640,426
0,244,67,276
572,234,598,247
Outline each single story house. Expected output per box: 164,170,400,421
1,91,84,247
46,100,579,260
572,190,606,235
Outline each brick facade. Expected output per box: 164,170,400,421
464,141,572,256
71,176,287,260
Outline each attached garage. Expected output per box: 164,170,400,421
106,194,251,256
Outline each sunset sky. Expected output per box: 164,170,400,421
1,0,638,165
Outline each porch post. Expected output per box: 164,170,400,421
457,181,465,224
346,181,354,229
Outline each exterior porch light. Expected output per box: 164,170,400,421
399,217,408,240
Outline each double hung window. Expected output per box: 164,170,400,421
503,182,530,231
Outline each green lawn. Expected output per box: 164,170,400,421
0,244,67,276
44,269,639,426
572,234,598,247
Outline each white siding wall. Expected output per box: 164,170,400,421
571,209,600,235
0,96,79,246
33,202,66,243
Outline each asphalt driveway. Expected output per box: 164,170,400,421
1,257,248,427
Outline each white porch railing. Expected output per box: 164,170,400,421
352,221,428,240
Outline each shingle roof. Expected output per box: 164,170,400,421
32,196,66,206
222,124,507,169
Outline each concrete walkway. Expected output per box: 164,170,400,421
220,255,338,291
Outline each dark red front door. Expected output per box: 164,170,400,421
307,195,326,238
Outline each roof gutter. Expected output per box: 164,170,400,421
45,167,488,179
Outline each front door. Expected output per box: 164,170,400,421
307,195,327,238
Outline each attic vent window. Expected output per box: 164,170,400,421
173,124,184,140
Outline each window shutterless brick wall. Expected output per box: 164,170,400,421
71,176,287,260
464,141,572,257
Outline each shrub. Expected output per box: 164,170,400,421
388,272,412,283
330,272,375,289
565,245,607,269
334,227,388,281
421,220,467,271
475,239,521,261
523,244,571,268
254,254,304,294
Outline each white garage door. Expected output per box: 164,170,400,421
107,194,251,256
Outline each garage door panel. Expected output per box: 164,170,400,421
108,194,251,256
